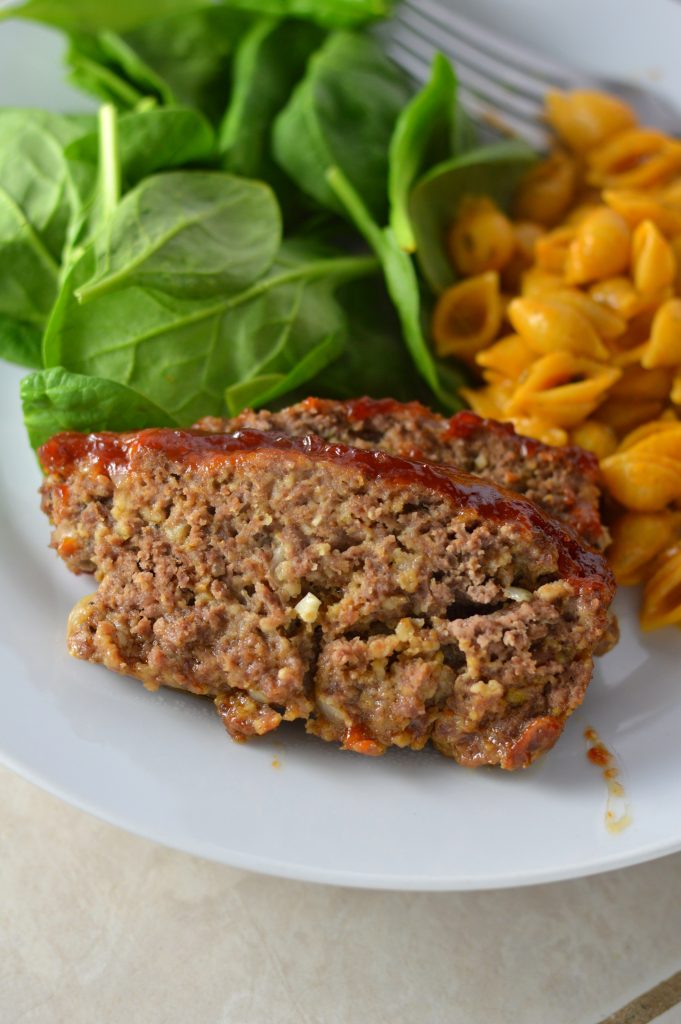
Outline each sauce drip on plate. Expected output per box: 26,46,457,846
584,727,632,834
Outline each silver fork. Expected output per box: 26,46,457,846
378,0,681,149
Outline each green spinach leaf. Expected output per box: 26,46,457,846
309,277,430,402
0,190,60,328
44,240,378,423
388,53,462,252
122,7,254,123
221,0,393,27
63,8,252,122
326,165,464,410
21,366,178,450
273,31,411,222
75,170,281,303
226,266,431,411
0,110,89,265
65,107,216,193
220,17,323,181
62,106,216,253
0,0,205,34
0,316,43,369
225,332,343,413
65,30,174,110
0,109,91,365
409,141,537,293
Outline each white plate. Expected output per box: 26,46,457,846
2,5,681,891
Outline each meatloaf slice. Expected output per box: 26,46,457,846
196,398,608,550
39,427,616,770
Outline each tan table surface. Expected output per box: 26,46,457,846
2,762,681,1024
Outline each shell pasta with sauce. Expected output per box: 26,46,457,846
433,89,681,631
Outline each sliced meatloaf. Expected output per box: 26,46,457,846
39,427,616,770
196,398,608,550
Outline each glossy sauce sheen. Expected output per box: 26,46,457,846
443,411,600,477
335,396,433,423
39,427,612,587
303,396,599,476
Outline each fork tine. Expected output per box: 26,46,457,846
458,86,550,150
402,0,583,92
390,13,546,120
380,35,430,84
396,3,547,101
381,36,550,150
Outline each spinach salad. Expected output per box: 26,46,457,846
0,0,536,448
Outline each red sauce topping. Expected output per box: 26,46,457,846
443,410,599,476
340,396,435,423
297,400,603,545
39,427,612,588
308,397,600,481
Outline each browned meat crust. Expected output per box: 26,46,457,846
195,398,608,550
39,427,616,770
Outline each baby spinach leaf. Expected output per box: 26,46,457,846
21,366,177,450
64,9,252,122
123,7,254,123
5,0,393,35
409,141,537,293
225,332,343,413
65,30,174,111
0,190,60,327
221,0,393,27
326,165,465,411
75,170,281,303
309,277,430,403
0,110,88,263
65,107,216,192
63,104,217,255
0,0,206,34
215,241,368,404
388,53,461,253
44,239,379,423
66,50,145,111
273,31,411,222
0,316,43,369
0,110,90,330
220,17,323,181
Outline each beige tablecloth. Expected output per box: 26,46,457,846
2,763,681,1024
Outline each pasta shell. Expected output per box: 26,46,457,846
432,272,502,360
641,548,681,630
600,451,681,510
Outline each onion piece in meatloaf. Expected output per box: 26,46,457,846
195,397,609,550
39,427,617,770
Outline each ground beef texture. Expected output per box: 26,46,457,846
196,398,608,551
39,427,616,769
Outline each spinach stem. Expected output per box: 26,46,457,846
326,164,444,399
326,165,386,256
200,252,380,314
98,104,121,221
78,246,379,315
73,55,145,108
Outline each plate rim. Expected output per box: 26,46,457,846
3,741,681,891
4,0,681,890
